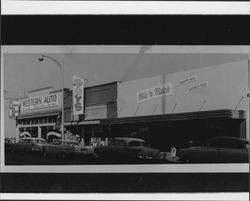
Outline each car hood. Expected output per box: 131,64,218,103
95,146,159,152
180,146,207,151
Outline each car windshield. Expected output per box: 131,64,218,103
52,140,61,145
25,139,32,143
109,139,126,146
69,142,79,146
128,140,145,147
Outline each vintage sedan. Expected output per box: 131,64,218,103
94,137,160,160
43,139,79,159
10,138,46,154
178,137,249,163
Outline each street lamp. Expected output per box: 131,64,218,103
38,55,65,140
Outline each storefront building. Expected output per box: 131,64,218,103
11,60,249,150
109,60,249,151
15,87,72,141
65,82,118,145
13,82,118,144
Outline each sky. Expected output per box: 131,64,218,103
2,46,249,137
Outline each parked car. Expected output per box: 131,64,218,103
94,137,160,160
43,139,79,159
10,138,46,154
178,136,249,163
73,145,97,158
4,137,16,153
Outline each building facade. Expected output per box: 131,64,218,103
11,61,249,150
111,60,249,150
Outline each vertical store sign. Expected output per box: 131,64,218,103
9,100,20,118
73,75,84,115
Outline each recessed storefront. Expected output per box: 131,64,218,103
104,110,246,151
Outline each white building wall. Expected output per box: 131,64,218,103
118,60,249,119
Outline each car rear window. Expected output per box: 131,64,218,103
110,139,126,146
208,138,248,149
128,141,145,147
23,139,32,143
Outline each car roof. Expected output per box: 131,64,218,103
113,137,145,142
209,136,248,143
54,139,78,143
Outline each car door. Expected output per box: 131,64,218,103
184,146,219,163
112,140,127,158
27,139,35,151
22,139,32,152
49,140,61,154
206,139,237,163
185,140,222,163
126,140,143,158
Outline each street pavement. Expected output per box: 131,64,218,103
4,152,171,165
5,152,100,165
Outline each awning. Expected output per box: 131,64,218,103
64,120,100,126
101,109,246,125
47,109,245,126
18,112,59,119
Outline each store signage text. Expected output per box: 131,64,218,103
188,82,208,91
179,76,197,85
137,83,172,103
21,93,60,112
9,100,20,118
73,75,84,115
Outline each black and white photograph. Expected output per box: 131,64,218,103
1,1,249,199
2,46,250,166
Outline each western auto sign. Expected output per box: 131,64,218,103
73,75,84,115
137,83,172,103
20,93,61,113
